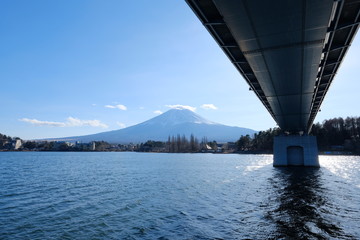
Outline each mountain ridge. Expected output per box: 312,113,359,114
49,109,257,143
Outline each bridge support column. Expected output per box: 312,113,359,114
273,135,319,167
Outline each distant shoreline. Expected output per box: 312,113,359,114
1,149,359,156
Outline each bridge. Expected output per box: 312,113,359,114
186,0,360,166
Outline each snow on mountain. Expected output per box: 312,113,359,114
139,109,217,126
55,109,257,143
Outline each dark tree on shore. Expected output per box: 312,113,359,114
166,134,202,153
237,134,251,151
311,117,360,152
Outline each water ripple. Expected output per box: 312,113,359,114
0,152,359,239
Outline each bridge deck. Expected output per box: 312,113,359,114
187,0,360,133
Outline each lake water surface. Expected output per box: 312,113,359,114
0,152,359,239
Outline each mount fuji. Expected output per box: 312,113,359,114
55,109,257,143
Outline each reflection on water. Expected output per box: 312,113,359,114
322,155,360,186
267,167,355,240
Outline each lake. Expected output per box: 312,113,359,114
0,152,359,239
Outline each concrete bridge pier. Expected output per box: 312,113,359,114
273,135,319,167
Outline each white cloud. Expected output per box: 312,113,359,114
116,122,126,129
115,104,127,110
154,110,163,115
105,104,127,110
105,105,116,109
201,104,218,110
165,104,196,112
19,118,66,127
66,117,108,128
19,117,108,128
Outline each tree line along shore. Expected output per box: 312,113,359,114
1,117,360,155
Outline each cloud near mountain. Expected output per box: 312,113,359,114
200,104,218,110
165,104,196,112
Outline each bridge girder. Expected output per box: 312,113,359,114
186,0,360,133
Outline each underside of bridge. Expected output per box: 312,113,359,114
186,0,360,166
187,0,359,133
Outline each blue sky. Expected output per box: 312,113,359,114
1,1,359,140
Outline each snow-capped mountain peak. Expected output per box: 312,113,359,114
140,109,218,126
